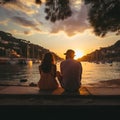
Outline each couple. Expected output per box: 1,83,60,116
38,49,83,92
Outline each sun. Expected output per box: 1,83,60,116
74,50,84,60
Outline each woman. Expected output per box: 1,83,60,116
38,52,59,90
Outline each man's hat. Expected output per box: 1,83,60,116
64,49,75,56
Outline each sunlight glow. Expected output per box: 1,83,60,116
74,50,84,59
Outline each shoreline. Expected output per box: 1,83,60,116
86,79,120,87
0,78,120,87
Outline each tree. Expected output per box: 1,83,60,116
0,0,120,37
84,0,120,37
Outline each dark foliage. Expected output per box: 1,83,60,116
44,0,72,22
84,0,120,37
35,0,42,5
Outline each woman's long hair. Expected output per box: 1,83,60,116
40,52,55,73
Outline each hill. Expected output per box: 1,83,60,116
78,40,120,62
0,31,62,61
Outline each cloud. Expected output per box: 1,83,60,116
0,19,9,25
50,2,90,36
8,29,35,36
11,16,41,32
1,0,38,15
0,0,91,37
24,30,33,35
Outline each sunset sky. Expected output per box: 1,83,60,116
0,0,120,59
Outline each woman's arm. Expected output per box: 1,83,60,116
52,64,57,78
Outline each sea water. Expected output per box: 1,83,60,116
0,61,120,86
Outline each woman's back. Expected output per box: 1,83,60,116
38,52,59,90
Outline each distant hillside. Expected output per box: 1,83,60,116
0,31,62,61
78,40,120,62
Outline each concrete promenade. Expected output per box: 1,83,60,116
1,85,120,118
0,85,120,106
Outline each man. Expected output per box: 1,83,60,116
57,49,83,92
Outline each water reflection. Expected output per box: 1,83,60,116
81,62,120,85
0,63,39,85
0,61,120,86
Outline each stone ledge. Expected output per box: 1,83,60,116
0,86,89,95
